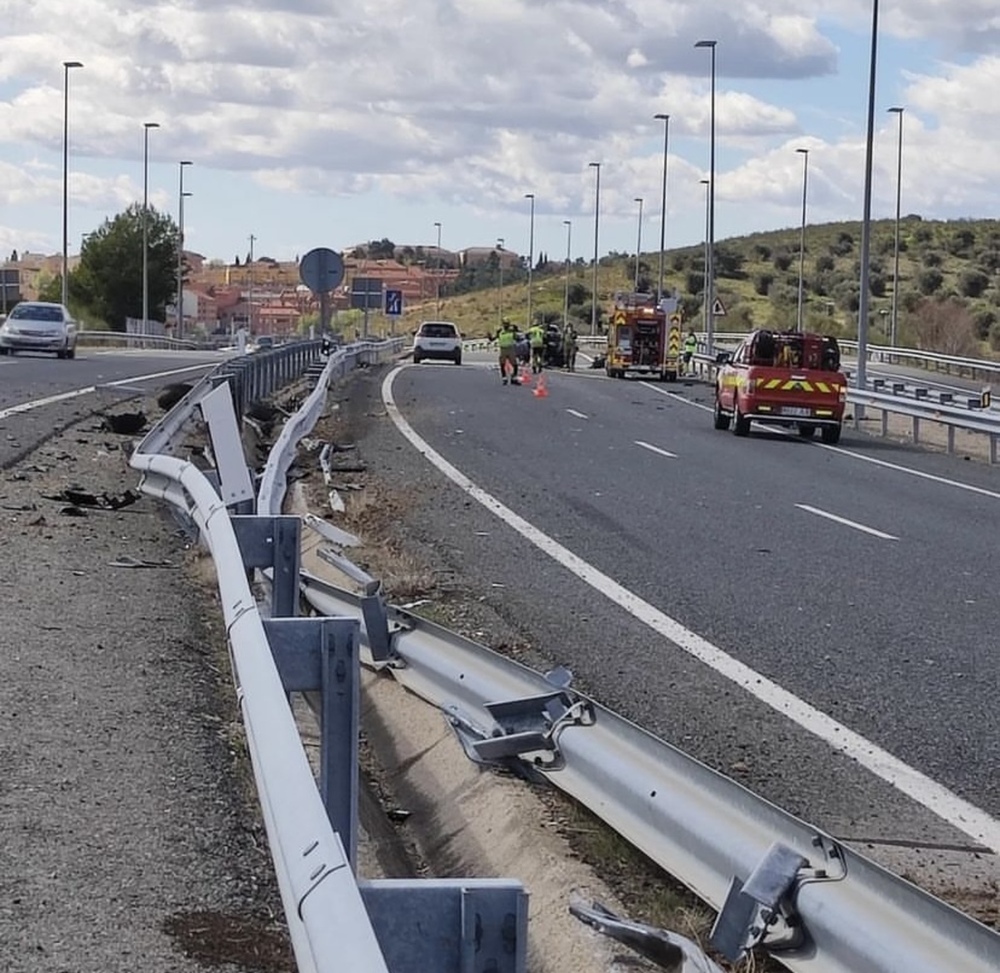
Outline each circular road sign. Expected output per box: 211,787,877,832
299,248,345,294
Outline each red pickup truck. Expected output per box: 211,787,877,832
713,329,848,444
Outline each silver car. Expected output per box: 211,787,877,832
0,302,77,358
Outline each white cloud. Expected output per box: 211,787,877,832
0,0,998,256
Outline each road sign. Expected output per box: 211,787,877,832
299,248,345,294
613,310,626,327
712,297,727,317
350,277,384,310
384,288,403,317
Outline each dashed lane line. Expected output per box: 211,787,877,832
382,364,1000,854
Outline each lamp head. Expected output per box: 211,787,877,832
64,61,83,69
695,39,717,49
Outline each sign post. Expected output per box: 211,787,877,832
350,277,383,339
299,248,346,335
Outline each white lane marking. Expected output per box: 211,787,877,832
795,503,898,540
0,363,214,421
635,440,677,459
382,364,1000,853
639,381,1000,501
566,408,589,420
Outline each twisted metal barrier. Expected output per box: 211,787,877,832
130,339,529,973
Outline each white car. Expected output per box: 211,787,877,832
0,301,77,359
412,320,462,365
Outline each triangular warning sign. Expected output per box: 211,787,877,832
712,297,727,317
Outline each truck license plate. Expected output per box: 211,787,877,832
782,406,811,418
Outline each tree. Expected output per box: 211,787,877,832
68,203,179,330
960,269,990,299
566,282,590,308
9,249,17,262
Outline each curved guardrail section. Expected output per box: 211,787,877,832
129,339,528,973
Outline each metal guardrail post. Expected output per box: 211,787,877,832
264,616,361,869
231,515,302,618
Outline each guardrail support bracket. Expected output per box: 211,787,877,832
360,878,528,973
232,515,302,618
263,615,360,869
710,837,844,963
449,688,595,769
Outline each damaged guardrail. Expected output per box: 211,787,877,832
130,337,529,973
298,578,1000,973
256,341,1000,973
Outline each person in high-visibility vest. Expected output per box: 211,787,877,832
527,323,546,374
683,330,698,376
494,319,520,384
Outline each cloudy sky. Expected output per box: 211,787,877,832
0,0,998,268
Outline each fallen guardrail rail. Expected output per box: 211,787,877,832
130,337,529,973
299,578,1000,973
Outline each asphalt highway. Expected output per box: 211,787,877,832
0,348,223,467
374,355,1000,884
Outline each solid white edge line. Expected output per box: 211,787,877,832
796,503,898,540
638,380,1000,501
635,440,677,459
383,364,1000,853
0,362,215,421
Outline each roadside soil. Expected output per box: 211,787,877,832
0,394,292,973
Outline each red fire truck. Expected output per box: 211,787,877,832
604,293,682,382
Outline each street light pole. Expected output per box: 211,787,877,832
525,193,535,328
654,113,670,303
588,161,601,336
142,121,159,335
434,221,442,314
888,106,905,347
633,198,644,292
497,238,505,331
856,0,881,391
700,179,710,332
695,39,717,352
795,148,809,332
61,60,83,310
563,220,572,328
176,160,192,338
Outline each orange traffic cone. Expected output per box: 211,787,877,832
519,369,533,387
532,372,549,398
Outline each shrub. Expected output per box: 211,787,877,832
754,272,774,296
960,270,990,299
917,268,944,295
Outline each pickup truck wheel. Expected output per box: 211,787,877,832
821,423,842,445
713,393,731,430
797,423,816,439
732,402,751,437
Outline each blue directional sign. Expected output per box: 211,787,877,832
384,288,403,317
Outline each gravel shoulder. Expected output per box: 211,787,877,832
0,398,291,973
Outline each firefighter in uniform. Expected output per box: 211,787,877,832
683,330,698,376
527,322,546,374
562,324,578,371
494,320,519,384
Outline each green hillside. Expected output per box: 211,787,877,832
427,216,1000,356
